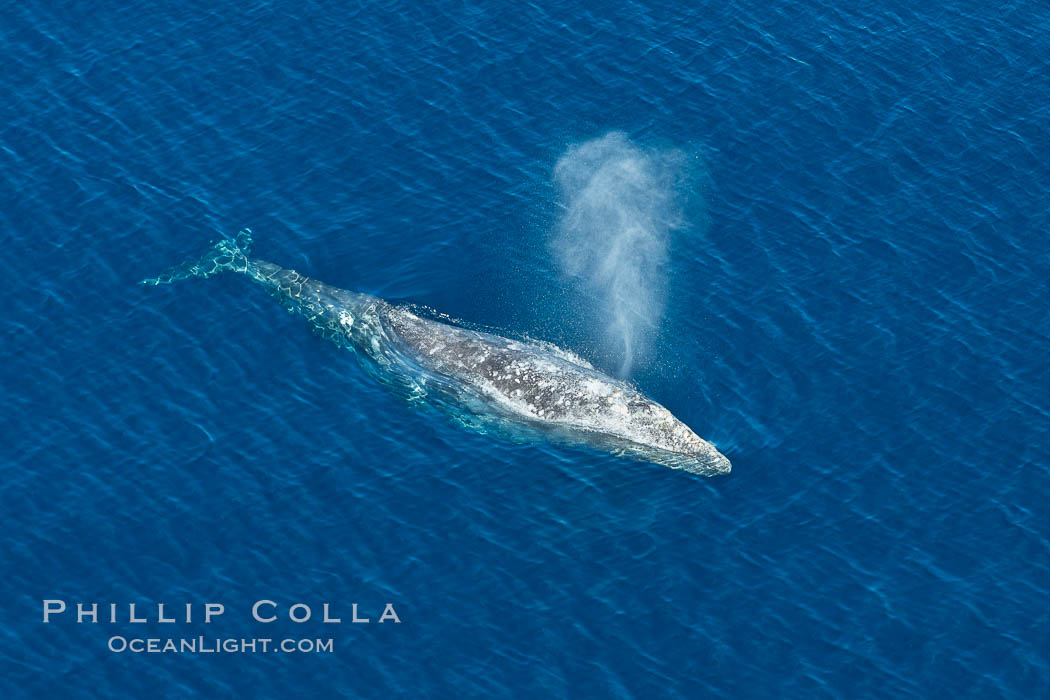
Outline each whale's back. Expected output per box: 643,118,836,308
386,308,730,475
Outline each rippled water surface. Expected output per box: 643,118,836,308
3,1,1049,698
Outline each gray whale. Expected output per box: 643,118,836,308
144,230,730,476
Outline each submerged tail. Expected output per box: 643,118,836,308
142,229,254,285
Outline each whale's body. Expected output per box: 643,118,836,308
145,230,730,476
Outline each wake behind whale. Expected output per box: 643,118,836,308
144,230,730,476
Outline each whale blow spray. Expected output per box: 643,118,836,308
551,132,685,377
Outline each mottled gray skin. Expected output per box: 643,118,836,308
145,231,730,476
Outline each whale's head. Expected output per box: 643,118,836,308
675,441,732,476
614,436,731,476
609,397,731,476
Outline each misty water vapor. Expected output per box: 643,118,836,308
551,132,686,377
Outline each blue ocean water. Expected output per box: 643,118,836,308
3,0,1049,697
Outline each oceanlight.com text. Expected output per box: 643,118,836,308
107,636,334,654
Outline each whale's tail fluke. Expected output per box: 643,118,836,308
142,229,254,285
